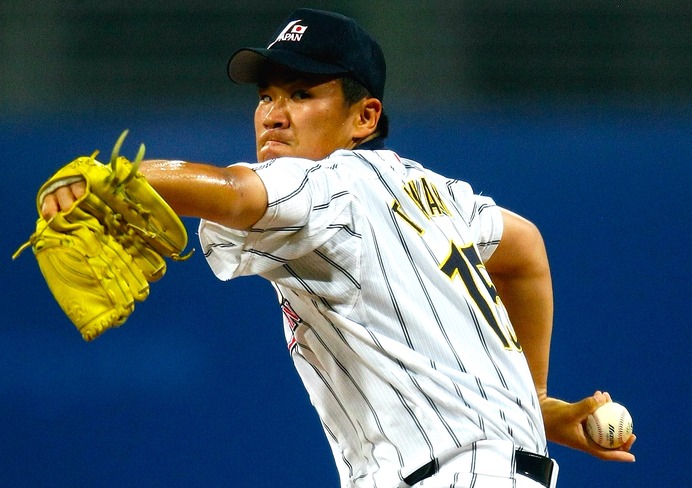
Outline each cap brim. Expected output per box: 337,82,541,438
228,48,349,84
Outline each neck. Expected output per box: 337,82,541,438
352,131,381,148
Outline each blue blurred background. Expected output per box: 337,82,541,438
1,1,690,487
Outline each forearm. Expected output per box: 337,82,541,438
140,159,268,230
486,209,553,398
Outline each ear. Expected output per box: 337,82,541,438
352,97,382,139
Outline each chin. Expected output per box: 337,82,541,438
259,150,283,162
259,143,292,161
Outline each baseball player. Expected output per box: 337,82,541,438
40,8,635,487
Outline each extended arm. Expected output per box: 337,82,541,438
138,160,268,229
485,208,635,462
41,159,268,230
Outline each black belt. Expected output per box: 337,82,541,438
515,450,555,487
403,450,554,487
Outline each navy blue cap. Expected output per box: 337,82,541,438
228,8,386,101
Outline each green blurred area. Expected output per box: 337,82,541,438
1,0,690,114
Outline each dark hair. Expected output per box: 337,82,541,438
341,76,389,139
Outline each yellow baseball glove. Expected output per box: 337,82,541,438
13,131,191,341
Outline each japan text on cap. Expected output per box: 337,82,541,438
228,8,386,101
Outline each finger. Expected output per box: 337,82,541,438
592,391,609,403
597,449,636,463
587,432,636,462
584,433,635,462
621,433,637,450
574,393,605,419
70,180,87,199
41,193,58,219
55,185,78,212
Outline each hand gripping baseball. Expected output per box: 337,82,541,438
13,131,192,341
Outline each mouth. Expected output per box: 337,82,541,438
263,139,288,148
258,133,292,160
261,139,290,155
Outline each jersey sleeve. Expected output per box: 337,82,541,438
198,157,355,279
445,178,504,262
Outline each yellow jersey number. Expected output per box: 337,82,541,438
440,241,522,352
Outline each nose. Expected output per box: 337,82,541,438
262,98,289,129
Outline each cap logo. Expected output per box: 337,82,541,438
267,19,308,49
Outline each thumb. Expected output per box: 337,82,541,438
574,391,608,419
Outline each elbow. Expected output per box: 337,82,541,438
486,209,550,278
215,165,268,230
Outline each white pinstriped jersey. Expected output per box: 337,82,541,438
198,149,547,488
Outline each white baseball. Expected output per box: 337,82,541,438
586,402,633,449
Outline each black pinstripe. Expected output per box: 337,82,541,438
198,149,548,487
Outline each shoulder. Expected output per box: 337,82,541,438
329,148,415,175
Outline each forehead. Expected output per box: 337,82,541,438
256,63,342,89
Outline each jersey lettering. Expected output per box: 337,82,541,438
392,177,452,233
440,241,522,351
403,177,452,219
391,200,425,234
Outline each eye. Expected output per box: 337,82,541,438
259,93,272,103
292,90,310,100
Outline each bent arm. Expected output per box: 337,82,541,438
485,208,553,398
486,208,635,462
